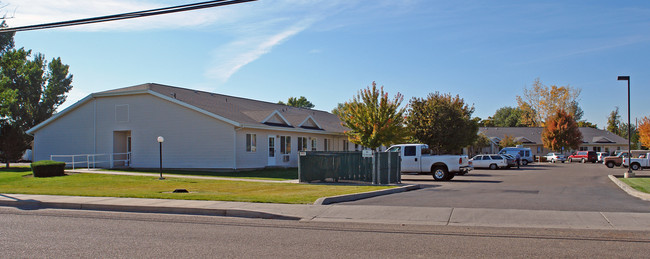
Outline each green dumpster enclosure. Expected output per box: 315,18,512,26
298,151,401,184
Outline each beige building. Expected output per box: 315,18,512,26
27,83,353,170
476,127,628,156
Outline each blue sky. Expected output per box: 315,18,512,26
5,0,650,128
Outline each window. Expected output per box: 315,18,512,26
404,146,416,156
280,136,291,162
297,137,308,151
594,147,601,152
246,134,256,152
324,139,331,151
387,146,401,153
354,144,359,151
343,140,349,151
579,146,588,151
311,138,317,151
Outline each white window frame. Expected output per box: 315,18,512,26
280,136,291,162
311,138,317,151
324,138,331,151
246,134,257,152
297,137,308,152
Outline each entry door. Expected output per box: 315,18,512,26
268,135,276,166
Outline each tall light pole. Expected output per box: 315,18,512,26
617,76,634,178
157,136,165,180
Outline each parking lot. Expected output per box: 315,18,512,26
341,162,650,212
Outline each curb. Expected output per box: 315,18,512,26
0,199,300,220
608,175,650,201
313,184,421,205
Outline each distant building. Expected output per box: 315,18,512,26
27,83,354,170
476,127,628,155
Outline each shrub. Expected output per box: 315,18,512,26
31,160,66,177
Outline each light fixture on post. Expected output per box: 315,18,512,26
617,76,634,178
157,136,165,180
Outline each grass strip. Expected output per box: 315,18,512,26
620,178,650,194
99,167,298,181
0,169,393,204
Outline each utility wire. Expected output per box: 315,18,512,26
0,0,257,32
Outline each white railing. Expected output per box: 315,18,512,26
49,153,131,169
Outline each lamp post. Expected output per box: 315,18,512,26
617,76,634,178
157,136,165,180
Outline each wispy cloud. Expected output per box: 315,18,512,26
205,17,316,82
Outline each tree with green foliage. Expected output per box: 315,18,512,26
619,122,641,149
406,92,478,154
337,82,406,150
0,20,15,54
576,121,598,129
0,48,73,167
491,106,526,127
542,110,582,152
278,96,314,109
607,107,621,135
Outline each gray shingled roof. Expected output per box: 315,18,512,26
478,127,628,145
99,83,347,133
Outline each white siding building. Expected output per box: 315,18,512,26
27,83,351,170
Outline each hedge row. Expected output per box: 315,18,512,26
31,160,66,177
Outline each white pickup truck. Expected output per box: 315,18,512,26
623,152,650,170
386,144,472,181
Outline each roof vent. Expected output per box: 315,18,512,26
171,92,176,99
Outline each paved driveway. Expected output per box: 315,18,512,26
342,162,650,212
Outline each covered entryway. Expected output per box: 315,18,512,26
113,130,131,167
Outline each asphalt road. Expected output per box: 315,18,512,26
1,207,649,258
342,162,650,212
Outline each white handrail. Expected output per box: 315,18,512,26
50,153,130,169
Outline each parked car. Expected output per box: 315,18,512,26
568,151,597,163
596,152,609,163
470,154,508,170
544,153,566,163
498,146,534,165
603,152,630,168
501,153,517,168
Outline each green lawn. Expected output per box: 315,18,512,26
100,167,297,181
0,168,393,204
621,178,650,194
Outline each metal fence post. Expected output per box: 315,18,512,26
371,151,376,185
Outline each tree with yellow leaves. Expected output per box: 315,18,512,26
516,78,582,126
638,116,650,149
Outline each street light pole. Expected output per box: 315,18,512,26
157,136,165,180
617,76,634,178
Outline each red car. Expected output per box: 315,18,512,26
568,151,597,163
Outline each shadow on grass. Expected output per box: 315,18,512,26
0,167,32,173
103,167,298,180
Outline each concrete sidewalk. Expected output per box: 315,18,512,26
2,193,650,231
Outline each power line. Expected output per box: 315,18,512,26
0,0,257,33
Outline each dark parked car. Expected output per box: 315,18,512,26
568,151,597,163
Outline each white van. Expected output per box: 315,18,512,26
498,146,534,165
